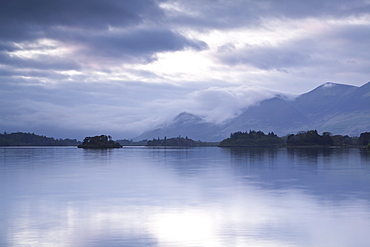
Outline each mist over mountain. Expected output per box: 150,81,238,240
135,112,224,141
135,81,370,141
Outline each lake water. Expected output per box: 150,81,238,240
1,146,370,247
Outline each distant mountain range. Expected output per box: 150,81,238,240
135,81,370,141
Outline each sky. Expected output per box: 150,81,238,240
0,0,369,140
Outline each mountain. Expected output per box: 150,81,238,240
295,82,357,120
134,112,224,141
135,81,370,141
313,82,370,135
219,96,314,137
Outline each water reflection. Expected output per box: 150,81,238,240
360,148,370,163
222,147,279,170
224,147,370,200
1,147,370,247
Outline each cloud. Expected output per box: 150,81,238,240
0,0,207,73
214,14,370,78
0,77,188,139
0,51,81,72
161,0,370,29
218,43,313,71
0,0,148,47
144,86,286,124
0,0,161,39
263,0,369,18
184,86,288,123
0,78,283,139
67,27,208,64
0,0,370,139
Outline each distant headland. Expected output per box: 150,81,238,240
0,132,80,146
218,130,370,148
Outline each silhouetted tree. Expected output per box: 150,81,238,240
78,135,122,148
220,130,284,147
359,132,370,146
287,130,333,146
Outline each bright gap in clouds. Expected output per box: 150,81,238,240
137,50,213,83
136,16,348,88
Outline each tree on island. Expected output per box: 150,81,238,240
287,130,335,146
78,135,122,148
219,130,284,147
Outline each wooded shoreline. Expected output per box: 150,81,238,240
1,130,369,148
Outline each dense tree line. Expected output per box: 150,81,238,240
220,130,370,147
0,132,80,146
146,136,216,147
287,130,333,146
219,130,284,147
287,130,370,147
2,130,369,148
359,132,370,146
116,139,148,146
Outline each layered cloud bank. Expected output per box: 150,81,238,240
0,83,283,139
1,0,369,139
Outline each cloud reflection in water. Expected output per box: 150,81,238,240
1,147,370,247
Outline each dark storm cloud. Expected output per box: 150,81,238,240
66,27,208,63
0,0,207,70
0,42,18,52
3,0,366,36
0,0,153,37
0,0,162,40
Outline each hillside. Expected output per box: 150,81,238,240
135,112,224,141
135,81,370,141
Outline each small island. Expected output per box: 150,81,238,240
78,135,122,149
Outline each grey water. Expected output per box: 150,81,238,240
1,147,370,247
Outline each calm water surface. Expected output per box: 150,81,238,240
1,146,370,247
